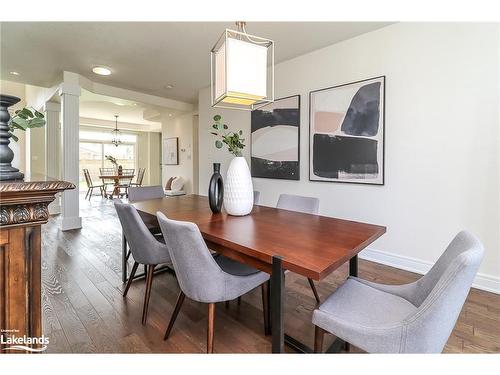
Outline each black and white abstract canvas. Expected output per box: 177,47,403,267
309,76,385,185
251,95,300,180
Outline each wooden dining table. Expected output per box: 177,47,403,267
99,174,134,198
131,194,386,353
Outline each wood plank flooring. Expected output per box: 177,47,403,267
39,195,500,353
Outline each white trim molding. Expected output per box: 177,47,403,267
359,247,500,295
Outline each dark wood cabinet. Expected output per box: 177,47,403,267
0,175,74,353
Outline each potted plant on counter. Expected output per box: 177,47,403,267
0,94,46,180
210,114,253,216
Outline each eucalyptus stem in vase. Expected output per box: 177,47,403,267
209,115,253,216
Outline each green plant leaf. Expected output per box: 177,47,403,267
217,122,224,131
8,132,18,142
213,115,221,121
10,120,26,130
210,132,218,136
34,110,44,118
223,124,228,129
212,124,218,129
215,140,223,148
239,130,243,135
12,117,29,129
20,108,33,118
27,118,46,128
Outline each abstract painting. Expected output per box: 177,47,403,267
163,137,179,165
309,76,385,185
251,95,300,180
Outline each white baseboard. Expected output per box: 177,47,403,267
61,216,82,231
359,247,500,295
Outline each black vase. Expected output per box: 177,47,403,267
0,94,23,181
208,163,223,213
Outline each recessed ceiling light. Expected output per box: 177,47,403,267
168,113,173,117
10,71,20,76
165,84,174,89
92,66,112,76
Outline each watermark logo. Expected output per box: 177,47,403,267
1,329,49,353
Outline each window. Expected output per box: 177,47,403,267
79,129,137,191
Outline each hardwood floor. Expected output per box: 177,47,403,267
40,195,500,353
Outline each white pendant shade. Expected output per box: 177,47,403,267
211,28,274,110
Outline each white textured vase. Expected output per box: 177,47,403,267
224,157,254,216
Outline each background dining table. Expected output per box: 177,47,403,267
99,174,134,198
131,194,386,353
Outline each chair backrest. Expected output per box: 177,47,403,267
122,168,135,176
136,168,146,185
156,212,227,303
253,191,260,205
404,231,484,353
113,199,170,265
83,169,91,187
100,167,115,176
128,185,165,203
276,194,319,215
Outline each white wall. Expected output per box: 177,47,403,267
198,23,500,292
161,112,198,194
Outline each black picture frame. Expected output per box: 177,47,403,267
308,76,385,186
250,94,301,181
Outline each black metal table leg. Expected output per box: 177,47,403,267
271,256,285,353
122,233,127,283
349,254,358,277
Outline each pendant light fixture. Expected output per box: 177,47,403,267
211,21,274,110
111,115,122,147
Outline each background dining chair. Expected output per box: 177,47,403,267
156,212,270,353
253,190,260,205
119,168,135,197
276,193,321,304
313,230,484,353
114,199,173,325
83,169,104,200
128,185,165,203
130,167,146,187
99,167,115,195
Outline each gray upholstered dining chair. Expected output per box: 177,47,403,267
128,185,165,203
313,230,484,353
156,212,270,353
114,199,172,325
276,193,321,304
253,190,261,205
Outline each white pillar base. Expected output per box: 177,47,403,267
61,216,82,231
48,201,61,215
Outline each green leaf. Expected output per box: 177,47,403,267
223,124,228,129
217,122,224,131
34,110,44,118
27,117,46,128
212,124,218,129
8,132,18,142
16,112,28,120
239,130,243,135
10,120,26,130
12,117,29,129
215,140,223,149
20,108,33,118
210,132,218,136
213,115,221,122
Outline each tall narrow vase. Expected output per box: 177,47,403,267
224,157,253,216
0,94,23,180
208,163,223,213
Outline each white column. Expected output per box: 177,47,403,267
44,101,61,215
59,83,82,230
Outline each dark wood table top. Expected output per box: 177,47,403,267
133,194,386,280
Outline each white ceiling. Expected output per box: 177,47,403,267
1,22,391,103
79,90,164,127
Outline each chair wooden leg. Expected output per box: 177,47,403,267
164,291,186,340
237,296,241,305
207,303,215,354
123,262,139,297
308,278,321,305
261,281,270,335
85,188,90,199
142,264,156,325
314,325,325,353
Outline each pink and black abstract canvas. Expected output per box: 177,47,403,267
309,76,385,185
251,95,300,180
